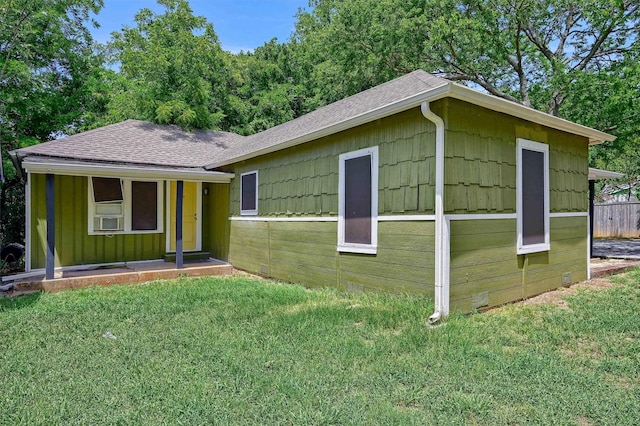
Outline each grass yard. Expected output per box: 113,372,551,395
1,272,639,425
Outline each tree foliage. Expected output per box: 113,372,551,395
108,0,227,130
0,0,104,245
222,40,314,135
293,0,640,114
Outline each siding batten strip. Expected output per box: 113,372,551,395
45,173,55,279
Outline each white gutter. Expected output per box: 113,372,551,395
22,159,235,183
421,101,449,324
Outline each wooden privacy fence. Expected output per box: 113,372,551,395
594,202,640,238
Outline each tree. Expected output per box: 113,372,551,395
292,0,640,114
222,39,314,135
0,0,104,245
108,0,227,130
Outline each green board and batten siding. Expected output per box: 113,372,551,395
30,174,166,269
29,177,230,269
225,99,590,312
202,183,230,261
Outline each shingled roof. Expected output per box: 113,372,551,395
208,70,449,167
11,70,614,174
12,119,244,168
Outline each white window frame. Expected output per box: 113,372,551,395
88,177,164,235
338,146,379,254
240,170,258,216
516,138,550,254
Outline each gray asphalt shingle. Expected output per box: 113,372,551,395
13,71,449,170
14,120,245,168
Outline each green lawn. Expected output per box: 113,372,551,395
1,272,639,425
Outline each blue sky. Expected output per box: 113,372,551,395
90,0,309,52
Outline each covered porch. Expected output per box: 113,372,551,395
18,158,233,280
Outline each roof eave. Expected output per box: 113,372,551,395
205,82,453,169
588,167,624,180
442,84,616,145
206,81,615,170
7,150,25,181
21,158,235,183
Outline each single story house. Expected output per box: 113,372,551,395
10,70,615,320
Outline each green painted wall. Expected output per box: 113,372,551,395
229,220,435,295
225,108,437,217
202,183,230,261
223,100,591,312
449,216,587,311
440,98,589,214
30,174,165,269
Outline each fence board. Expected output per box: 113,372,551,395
594,203,640,238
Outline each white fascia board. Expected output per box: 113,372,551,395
207,79,614,170
440,84,616,144
206,83,452,168
588,167,624,180
22,160,234,183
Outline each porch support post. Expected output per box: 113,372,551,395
176,180,184,269
589,179,595,258
45,173,55,280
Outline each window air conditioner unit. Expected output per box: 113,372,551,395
99,216,122,231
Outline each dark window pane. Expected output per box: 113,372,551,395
345,155,372,244
522,149,545,245
92,177,123,202
242,173,257,211
131,181,158,230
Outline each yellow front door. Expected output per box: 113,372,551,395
169,181,198,251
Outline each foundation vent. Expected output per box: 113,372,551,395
347,282,364,293
260,264,269,276
562,272,572,285
472,292,489,309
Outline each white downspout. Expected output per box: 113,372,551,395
421,101,449,324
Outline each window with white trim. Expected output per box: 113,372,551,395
517,139,550,254
240,171,258,215
88,177,163,234
338,147,378,254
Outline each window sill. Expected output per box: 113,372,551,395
517,243,550,255
89,230,163,236
337,244,377,255
240,210,258,216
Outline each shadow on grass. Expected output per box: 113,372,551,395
0,292,42,311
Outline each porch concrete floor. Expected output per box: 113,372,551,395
6,259,233,295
